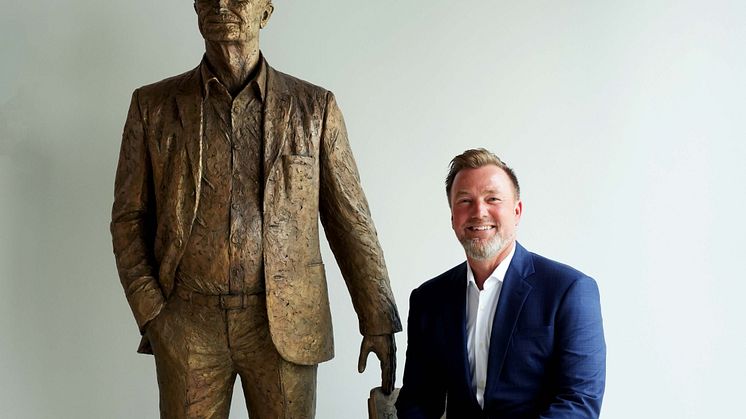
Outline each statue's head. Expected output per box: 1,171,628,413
194,0,274,43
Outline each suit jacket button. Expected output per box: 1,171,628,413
175,238,183,248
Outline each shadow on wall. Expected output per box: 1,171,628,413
1,73,143,414
0,92,54,418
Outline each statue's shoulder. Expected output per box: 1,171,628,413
134,66,200,101
268,66,331,100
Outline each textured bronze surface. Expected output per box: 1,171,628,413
111,1,401,417
368,387,400,419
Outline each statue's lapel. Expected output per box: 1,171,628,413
262,65,294,191
175,66,204,198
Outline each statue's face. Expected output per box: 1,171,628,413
194,0,273,43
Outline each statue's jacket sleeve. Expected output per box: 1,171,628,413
261,70,402,364
111,65,402,363
318,93,403,335
110,88,165,335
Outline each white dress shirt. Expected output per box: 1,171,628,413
465,244,516,408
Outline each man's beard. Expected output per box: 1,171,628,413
460,231,508,261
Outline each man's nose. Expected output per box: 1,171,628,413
216,0,230,12
471,200,488,217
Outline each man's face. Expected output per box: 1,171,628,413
194,0,273,43
450,165,522,261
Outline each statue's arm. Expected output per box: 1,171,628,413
318,91,402,389
110,89,165,335
318,91,402,336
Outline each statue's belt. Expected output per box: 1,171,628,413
174,286,264,310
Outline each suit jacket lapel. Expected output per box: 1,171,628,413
484,243,535,398
263,64,294,191
444,263,478,404
175,66,204,200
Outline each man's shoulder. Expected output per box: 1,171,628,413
412,262,466,299
524,248,595,289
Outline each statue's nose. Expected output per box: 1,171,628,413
216,0,229,14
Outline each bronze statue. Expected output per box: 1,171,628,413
110,1,401,417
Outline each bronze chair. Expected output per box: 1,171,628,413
368,387,399,419
368,387,446,419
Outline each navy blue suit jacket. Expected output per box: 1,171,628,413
396,243,605,418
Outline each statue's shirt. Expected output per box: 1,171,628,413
176,57,268,296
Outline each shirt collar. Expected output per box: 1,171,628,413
466,242,517,290
199,52,268,101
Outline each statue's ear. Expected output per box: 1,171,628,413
260,2,274,29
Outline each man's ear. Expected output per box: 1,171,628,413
260,2,275,29
514,200,523,225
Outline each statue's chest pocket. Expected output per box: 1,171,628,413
282,154,316,200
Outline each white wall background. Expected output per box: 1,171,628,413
1,0,745,417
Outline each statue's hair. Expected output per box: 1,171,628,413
445,148,520,204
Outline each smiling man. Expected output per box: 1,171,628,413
111,1,401,418
395,149,606,418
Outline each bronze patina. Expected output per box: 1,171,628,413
110,1,401,417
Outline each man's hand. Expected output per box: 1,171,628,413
358,334,397,394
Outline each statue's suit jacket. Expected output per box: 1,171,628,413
396,243,605,418
111,60,401,365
